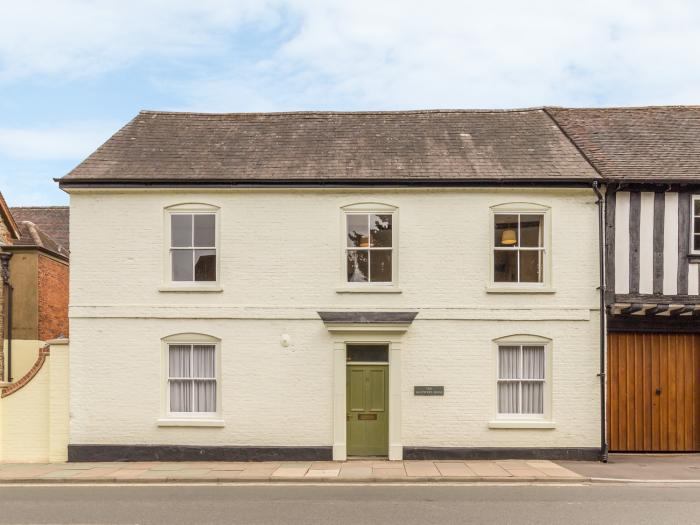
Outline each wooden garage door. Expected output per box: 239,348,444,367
608,333,700,452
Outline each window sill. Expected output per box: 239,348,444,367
486,286,555,294
688,254,700,263
488,420,556,429
159,285,223,293
157,418,225,427
336,286,402,294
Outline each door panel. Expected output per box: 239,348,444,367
608,332,700,452
348,368,365,412
347,365,388,456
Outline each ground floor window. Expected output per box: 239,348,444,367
497,344,546,416
167,343,217,415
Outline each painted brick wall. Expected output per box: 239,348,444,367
68,188,601,450
37,255,69,341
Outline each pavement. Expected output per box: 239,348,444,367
562,453,700,482
1,485,699,525
0,459,583,483
0,454,698,484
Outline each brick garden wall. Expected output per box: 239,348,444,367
37,255,69,341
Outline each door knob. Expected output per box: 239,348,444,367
655,388,661,396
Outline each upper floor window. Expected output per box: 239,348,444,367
491,203,550,289
343,203,397,285
164,203,220,288
692,195,700,255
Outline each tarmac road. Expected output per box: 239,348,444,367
0,484,698,524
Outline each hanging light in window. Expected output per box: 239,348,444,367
501,229,517,245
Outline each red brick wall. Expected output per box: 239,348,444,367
37,255,69,340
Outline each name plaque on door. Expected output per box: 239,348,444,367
414,386,444,396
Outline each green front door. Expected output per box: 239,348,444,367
346,365,389,456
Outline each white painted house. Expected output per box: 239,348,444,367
60,109,604,461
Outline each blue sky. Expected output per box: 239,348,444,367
2,0,699,206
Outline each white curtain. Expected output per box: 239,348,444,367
498,346,520,413
170,380,192,412
193,345,216,412
522,346,544,414
498,346,519,379
193,345,215,378
169,345,191,378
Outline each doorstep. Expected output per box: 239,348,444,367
0,459,586,484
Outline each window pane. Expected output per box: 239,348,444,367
494,250,517,282
522,346,545,379
171,214,192,247
695,199,700,216
498,346,520,379
194,250,216,281
695,234,700,252
369,250,392,282
495,214,518,247
172,250,194,281
169,380,192,412
370,214,392,247
347,214,369,247
347,344,389,362
519,250,543,283
194,214,215,247
522,382,544,414
520,214,543,247
347,250,369,282
694,217,700,233
498,382,519,414
193,345,216,378
194,380,216,412
169,345,191,378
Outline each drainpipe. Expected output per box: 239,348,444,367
0,253,12,383
592,182,609,462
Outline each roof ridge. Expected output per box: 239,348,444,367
138,107,549,117
21,221,44,247
10,206,69,209
545,104,700,111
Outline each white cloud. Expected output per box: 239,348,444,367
3,1,699,107
0,0,274,80
176,0,700,109
0,122,118,160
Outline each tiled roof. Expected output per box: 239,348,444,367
59,109,600,184
13,221,69,259
546,106,700,182
10,207,69,251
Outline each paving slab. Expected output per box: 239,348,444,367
339,465,373,479
435,462,477,477
271,466,310,478
466,462,511,477
372,461,404,468
304,469,340,478
372,468,408,480
404,462,440,477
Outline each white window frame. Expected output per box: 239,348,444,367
161,203,222,292
490,334,554,428
338,202,399,293
691,195,700,256
488,202,553,293
159,333,223,427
